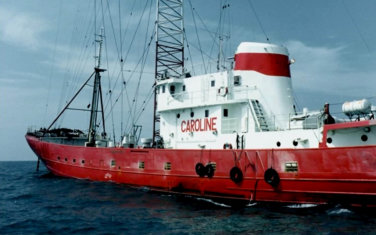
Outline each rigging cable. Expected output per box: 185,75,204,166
191,7,219,68
118,0,124,140
188,0,207,74
341,0,371,53
43,0,62,126
104,25,156,127
206,0,227,72
183,29,196,75
56,1,94,128
247,0,270,43
103,0,150,118
128,0,153,134
99,0,116,141
103,0,151,135
66,2,96,101
103,14,155,133
133,86,155,124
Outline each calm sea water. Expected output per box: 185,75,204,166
1,161,376,234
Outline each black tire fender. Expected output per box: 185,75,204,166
264,168,280,187
195,163,206,177
230,166,243,183
206,164,215,178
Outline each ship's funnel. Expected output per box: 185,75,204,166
234,42,291,77
233,42,294,130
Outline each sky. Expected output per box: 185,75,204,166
1,0,376,161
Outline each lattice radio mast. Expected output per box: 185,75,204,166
153,0,184,144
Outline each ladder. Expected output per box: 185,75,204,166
250,100,269,131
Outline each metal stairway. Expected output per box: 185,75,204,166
250,99,269,131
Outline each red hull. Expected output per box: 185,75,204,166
26,135,376,205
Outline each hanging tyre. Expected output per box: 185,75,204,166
195,163,206,177
264,168,280,187
230,166,243,183
206,164,215,178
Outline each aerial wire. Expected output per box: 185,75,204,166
119,0,124,140
247,0,270,43
188,0,207,74
183,29,196,75
341,0,371,53
131,0,153,130
43,0,62,126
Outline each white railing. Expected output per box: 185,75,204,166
160,86,258,110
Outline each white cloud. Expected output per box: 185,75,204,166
286,40,376,97
0,7,49,50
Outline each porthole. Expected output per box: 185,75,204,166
276,141,281,147
177,113,180,119
292,140,298,146
190,111,194,117
361,135,368,142
327,137,332,144
73,159,76,163
81,160,85,164
64,158,68,162
57,156,61,160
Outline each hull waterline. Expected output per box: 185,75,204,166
26,134,376,206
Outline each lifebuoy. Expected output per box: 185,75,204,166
195,163,206,177
206,164,215,178
264,168,280,187
223,143,233,149
230,166,243,183
218,87,228,96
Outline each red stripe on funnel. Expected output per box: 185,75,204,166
234,53,291,77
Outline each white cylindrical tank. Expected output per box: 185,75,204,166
342,99,371,116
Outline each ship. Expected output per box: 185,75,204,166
26,0,376,206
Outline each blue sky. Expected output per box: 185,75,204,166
1,0,376,161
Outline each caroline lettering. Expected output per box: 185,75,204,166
181,117,217,132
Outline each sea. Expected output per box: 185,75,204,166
1,161,376,234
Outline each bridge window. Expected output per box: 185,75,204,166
182,85,186,91
162,85,165,93
211,80,215,87
205,110,209,117
234,76,241,86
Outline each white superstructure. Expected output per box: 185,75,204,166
155,42,375,149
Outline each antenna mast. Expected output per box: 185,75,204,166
88,28,106,146
153,0,184,144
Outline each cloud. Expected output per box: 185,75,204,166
286,40,376,97
0,7,49,50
